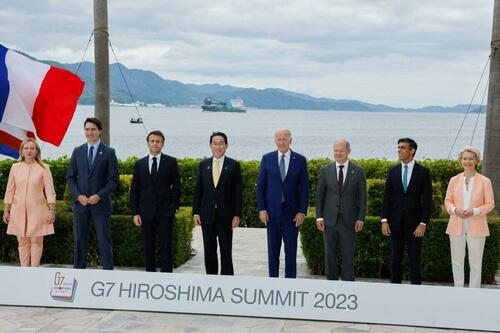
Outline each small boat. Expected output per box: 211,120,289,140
130,117,143,124
201,97,246,113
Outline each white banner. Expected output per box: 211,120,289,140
0,266,498,331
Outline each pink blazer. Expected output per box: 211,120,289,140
3,162,56,237
444,172,494,237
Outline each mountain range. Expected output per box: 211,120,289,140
42,59,483,113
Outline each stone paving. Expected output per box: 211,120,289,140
0,227,496,332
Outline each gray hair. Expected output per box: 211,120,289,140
274,128,292,138
334,139,351,151
458,146,481,162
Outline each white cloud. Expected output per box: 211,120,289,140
0,0,494,107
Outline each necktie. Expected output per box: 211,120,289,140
151,156,158,178
279,154,286,181
403,164,408,192
88,145,94,170
338,165,344,192
213,158,220,187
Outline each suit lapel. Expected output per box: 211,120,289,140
343,163,353,191
471,174,482,205
406,162,418,192
218,157,230,186
283,150,296,183
455,173,465,209
90,144,105,175
332,162,340,189
394,164,404,193
206,157,215,189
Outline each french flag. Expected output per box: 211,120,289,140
0,44,84,158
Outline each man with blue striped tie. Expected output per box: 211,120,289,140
256,129,309,278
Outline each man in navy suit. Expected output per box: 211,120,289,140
67,118,119,270
193,132,243,275
256,129,309,278
381,137,432,284
130,130,181,272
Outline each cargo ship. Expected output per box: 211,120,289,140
201,97,246,113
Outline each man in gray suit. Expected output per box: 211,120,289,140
315,140,367,281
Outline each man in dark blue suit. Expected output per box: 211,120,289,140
256,129,309,278
130,130,181,272
67,118,119,270
381,138,432,284
193,132,243,275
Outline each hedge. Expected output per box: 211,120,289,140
300,216,500,283
0,157,470,228
0,206,195,269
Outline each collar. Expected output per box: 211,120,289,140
278,149,291,158
336,159,349,169
87,140,101,150
213,155,225,163
149,153,161,160
401,160,415,168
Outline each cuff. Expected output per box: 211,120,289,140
419,222,427,226
381,218,388,224
316,218,324,222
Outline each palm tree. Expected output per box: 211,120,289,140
483,0,500,209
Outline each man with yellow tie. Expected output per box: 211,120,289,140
193,132,243,275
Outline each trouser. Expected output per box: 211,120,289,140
73,209,114,270
267,204,299,278
389,220,422,284
142,215,174,272
324,214,356,281
449,223,486,288
17,236,44,267
201,209,234,275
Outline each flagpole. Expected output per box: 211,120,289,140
93,0,110,145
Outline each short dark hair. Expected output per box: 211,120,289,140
84,117,103,130
398,137,418,156
210,131,228,144
146,130,165,142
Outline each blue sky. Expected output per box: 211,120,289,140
0,0,494,107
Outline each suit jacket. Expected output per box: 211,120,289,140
67,142,119,215
444,172,494,237
256,150,309,220
130,153,181,221
381,162,432,227
192,156,243,225
4,162,56,237
315,161,367,227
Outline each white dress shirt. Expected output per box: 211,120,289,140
336,159,349,185
277,149,291,176
87,140,101,163
148,153,161,174
212,155,225,178
401,160,415,188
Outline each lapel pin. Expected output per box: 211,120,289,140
98,151,103,155
207,166,211,170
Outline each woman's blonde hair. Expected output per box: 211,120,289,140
458,146,481,164
19,138,45,168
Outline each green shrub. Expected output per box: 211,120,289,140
0,206,194,269
2,157,467,227
367,179,385,216
300,216,500,283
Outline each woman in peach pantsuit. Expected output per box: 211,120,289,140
444,147,495,288
2,138,56,267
